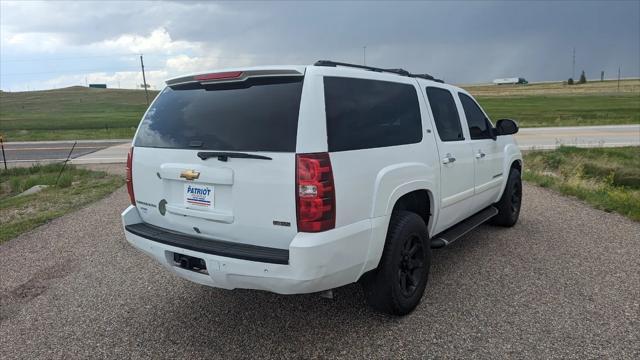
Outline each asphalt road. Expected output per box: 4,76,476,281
2,125,638,165
516,124,640,150
1,172,639,358
0,140,127,163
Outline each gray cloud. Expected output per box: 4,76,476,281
1,0,638,89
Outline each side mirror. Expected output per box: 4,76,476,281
495,119,519,136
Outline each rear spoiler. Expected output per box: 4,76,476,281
166,69,303,87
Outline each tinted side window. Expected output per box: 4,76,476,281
324,77,422,152
425,87,464,141
459,93,492,140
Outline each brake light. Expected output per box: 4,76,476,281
126,147,135,206
296,153,335,232
194,71,243,81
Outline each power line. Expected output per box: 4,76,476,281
0,53,143,63
0,52,313,77
0,52,296,63
0,52,201,63
0,67,162,77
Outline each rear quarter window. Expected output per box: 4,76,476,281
426,87,464,142
134,77,303,152
323,77,422,152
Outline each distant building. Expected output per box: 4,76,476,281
89,84,107,89
492,77,528,85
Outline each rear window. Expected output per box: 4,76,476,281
134,77,303,152
324,76,422,152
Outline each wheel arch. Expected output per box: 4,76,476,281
389,189,433,230
361,172,436,277
496,144,523,201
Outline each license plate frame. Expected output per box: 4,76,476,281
184,183,214,209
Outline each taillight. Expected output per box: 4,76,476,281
126,147,135,206
296,153,335,232
194,71,243,81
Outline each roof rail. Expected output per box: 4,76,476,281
314,60,444,83
414,74,445,83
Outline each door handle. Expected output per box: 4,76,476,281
475,151,486,159
442,154,456,164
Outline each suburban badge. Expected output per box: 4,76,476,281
180,169,200,181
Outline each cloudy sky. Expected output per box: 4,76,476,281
1,0,638,91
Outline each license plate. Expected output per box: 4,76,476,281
184,183,214,208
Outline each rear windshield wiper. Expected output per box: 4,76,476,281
197,151,272,162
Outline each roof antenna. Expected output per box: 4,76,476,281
363,46,367,66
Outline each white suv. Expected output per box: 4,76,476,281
122,61,522,315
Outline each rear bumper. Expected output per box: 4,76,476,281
125,222,290,265
121,206,373,294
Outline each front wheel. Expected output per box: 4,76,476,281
361,211,431,316
491,168,522,227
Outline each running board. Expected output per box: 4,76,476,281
430,206,498,249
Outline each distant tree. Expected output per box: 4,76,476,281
579,70,587,84
568,78,574,85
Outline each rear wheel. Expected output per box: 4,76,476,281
362,211,431,316
491,168,522,227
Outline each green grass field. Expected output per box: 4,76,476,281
523,146,640,221
0,164,124,243
0,86,159,141
0,80,638,141
467,78,639,127
476,94,639,127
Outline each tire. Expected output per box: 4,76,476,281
491,168,522,227
361,211,431,316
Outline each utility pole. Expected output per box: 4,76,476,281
140,54,150,106
363,46,367,66
0,135,7,170
617,67,621,92
572,47,576,80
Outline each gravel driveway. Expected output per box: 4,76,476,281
1,183,639,359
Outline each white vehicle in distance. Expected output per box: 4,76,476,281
493,77,528,85
122,60,522,315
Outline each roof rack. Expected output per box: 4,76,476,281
314,60,444,83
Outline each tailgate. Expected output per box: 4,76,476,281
132,148,297,249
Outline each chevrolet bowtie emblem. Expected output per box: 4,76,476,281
180,169,200,181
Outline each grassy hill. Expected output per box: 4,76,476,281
464,78,640,96
0,86,159,141
0,80,638,141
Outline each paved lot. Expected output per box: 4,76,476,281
1,181,639,359
0,140,127,164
